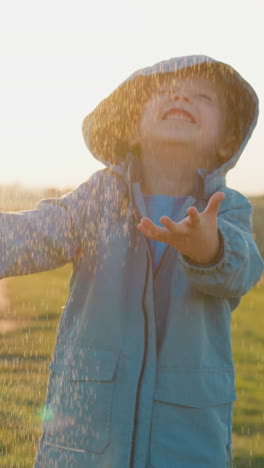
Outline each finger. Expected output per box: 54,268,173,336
137,217,170,242
137,217,156,232
186,206,200,226
159,216,188,235
204,192,225,216
159,216,178,231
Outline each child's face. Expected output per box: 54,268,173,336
133,76,230,165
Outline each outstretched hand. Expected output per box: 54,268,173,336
137,192,225,264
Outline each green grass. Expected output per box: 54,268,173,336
0,265,72,468
231,278,264,467
0,268,263,467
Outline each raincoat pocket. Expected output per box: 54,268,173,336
149,369,234,467
43,345,119,454
154,367,237,408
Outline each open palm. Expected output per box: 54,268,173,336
137,191,225,264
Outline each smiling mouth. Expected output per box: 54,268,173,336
162,108,196,124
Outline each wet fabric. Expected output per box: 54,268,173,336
1,160,263,467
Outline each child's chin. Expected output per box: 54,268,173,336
158,131,196,145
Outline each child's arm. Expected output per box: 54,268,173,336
137,191,264,298
0,175,99,279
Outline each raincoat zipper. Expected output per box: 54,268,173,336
130,234,174,466
153,244,170,280
129,237,152,467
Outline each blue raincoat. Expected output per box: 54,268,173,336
0,56,263,467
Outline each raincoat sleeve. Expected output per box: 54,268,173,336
178,190,264,298
0,173,101,279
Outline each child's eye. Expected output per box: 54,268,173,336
157,89,170,95
196,94,212,102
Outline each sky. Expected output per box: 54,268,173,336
0,0,263,196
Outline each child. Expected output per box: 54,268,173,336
1,55,263,467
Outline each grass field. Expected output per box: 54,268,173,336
0,266,263,467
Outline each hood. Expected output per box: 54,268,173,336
82,55,259,195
